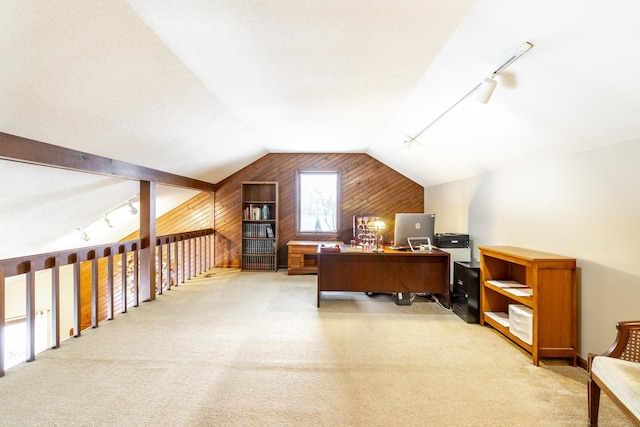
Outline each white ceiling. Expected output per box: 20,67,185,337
1,0,639,259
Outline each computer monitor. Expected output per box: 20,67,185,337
392,213,436,249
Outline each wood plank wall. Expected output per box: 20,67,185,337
214,153,424,268
78,192,214,330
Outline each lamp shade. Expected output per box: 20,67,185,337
475,77,497,104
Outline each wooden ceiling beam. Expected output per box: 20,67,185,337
0,132,216,192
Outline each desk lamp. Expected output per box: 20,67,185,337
367,220,386,253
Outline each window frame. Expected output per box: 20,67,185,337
294,170,341,239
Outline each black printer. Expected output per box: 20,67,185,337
434,233,469,248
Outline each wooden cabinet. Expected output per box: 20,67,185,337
478,246,576,366
241,182,278,271
287,241,344,275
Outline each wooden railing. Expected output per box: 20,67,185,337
0,228,214,377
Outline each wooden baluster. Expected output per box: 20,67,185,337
0,267,5,377
166,240,172,290
186,238,190,280
133,249,139,307
51,257,61,348
73,259,81,337
157,244,163,295
181,239,186,284
91,256,98,328
107,251,114,321
26,261,35,362
173,239,179,287
121,251,128,314
196,236,200,275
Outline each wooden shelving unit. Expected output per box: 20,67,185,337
479,246,576,366
241,182,278,271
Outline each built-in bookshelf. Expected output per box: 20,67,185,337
241,182,278,271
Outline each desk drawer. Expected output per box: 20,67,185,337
289,246,318,255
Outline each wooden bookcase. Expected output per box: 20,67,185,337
478,246,576,366
241,182,278,271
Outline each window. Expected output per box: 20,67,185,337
296,171,340,236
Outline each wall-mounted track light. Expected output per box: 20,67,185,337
403,41,534,148
79,228,90,241
127,201,137,215
475,77,498,104
76,195,138,241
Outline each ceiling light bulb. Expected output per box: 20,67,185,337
79,228,90,241
104,214,113,228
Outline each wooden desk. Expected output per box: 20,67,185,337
287,240,344,275
316,247,450,307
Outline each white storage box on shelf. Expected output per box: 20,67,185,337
509,304,533,345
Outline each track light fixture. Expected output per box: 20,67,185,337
104,214,113,228
403,41,534,148
76,195,138,241
475,77,498,104
127,201,137,215
79,228,90,241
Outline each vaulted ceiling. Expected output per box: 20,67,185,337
2,1,639,259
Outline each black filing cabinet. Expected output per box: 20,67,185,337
452,261,480,323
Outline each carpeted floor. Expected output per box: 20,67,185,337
0,268,632,426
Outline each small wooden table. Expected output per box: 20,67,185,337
287,240,344,275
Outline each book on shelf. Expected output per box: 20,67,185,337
242,237,275,254
252,206,261,220
261,204,270,220
242,254,275,270
244,204,273,221
243,223,276,238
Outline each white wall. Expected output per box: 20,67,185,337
425,138,640,360
5,265,76,348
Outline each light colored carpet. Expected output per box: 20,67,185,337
0,268,632,426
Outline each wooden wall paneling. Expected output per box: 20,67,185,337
214,153,423,268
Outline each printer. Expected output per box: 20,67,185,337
434,233,471,284
434,233,470,249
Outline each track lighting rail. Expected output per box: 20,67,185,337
404,42,533,148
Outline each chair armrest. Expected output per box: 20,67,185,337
601,321,640,362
